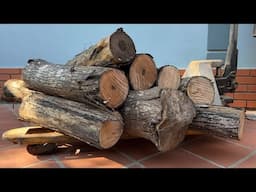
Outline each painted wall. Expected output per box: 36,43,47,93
238,24,256,68
0,24,207,68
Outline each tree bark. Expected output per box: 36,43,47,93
66,28,136,67
23,59,129,109
179,76,215,105
157,65,181,89
4,79,123,149
128,54,158,90
121,87,196,152
189,105,245,140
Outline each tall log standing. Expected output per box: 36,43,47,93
189,105,245,140
66,28,136,67
3,79,123,149
128,54,158,90
23,59,129,109
121,87,196,152
157,65,181,89
179,76,215,105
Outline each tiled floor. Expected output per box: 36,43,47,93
0,103,256,168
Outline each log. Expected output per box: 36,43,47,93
128,54,158,90
157,65,180,89
189,105,245,140
182,60,222,105
179,76,215,105
23,59,129,109
2,79,29,102
4,79,123,149
121,87,196,152
66,28,136,67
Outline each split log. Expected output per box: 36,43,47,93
189,105,245,140
4,79,123,149
128,54,158,90
66,28,136,67
23,59,129,109
121,87,196,152
179,76,215,105
182,60,222,105
157,65,180,89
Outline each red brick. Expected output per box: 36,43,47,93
224,93,234,98
235,85,247,92
236,77,256,84
228,100,246,108
0,81,4,88
0,74,10,81
0,68,21,74
236,69,250,76
250,69,256,76
10,74,21,79
247,101,256,108
234,93,256,100
248,85,256,92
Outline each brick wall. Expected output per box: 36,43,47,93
0,68,256,109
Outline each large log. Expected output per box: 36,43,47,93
128,54,158,90
3,79,123,149
189,105,245,140
23,59,129,109
121,87,196,152
66,28,136,67
157,65,180,89
182,60,222,105
179,76,215,105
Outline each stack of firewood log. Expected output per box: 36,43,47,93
2,28,245,152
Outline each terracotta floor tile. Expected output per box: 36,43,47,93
127,163,144,168
26,159,60,168
234,152,256,168
183,135,252,167
0,146,51,168
56,146,132,168
223,120,256,149
114,138,159,160
141,148,218,168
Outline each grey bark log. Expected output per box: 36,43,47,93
121,87,196,152
66,28,136,67
23,59,129,109
189,105,245,140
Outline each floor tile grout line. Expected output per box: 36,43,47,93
137,151,163,163
181,148,225,168
212,135,253,150
126,162,145,168
113,148,145,168
51,155,66,168
228,149,256,168
23,159,53,168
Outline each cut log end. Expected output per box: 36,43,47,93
157,65,181,89
129,54,157,90
187,76,214,105
100,120,123,148
99,69,129,108
110,29,136,63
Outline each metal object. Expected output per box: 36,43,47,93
215,24,239,105
253,24,256,37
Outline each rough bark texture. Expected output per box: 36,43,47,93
128,54,157,90
179,76,215,105
18,92,123,149
66,28,136,67
189,105,245,140
157,65,181,89
121,87,196,152
23,59,129,109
